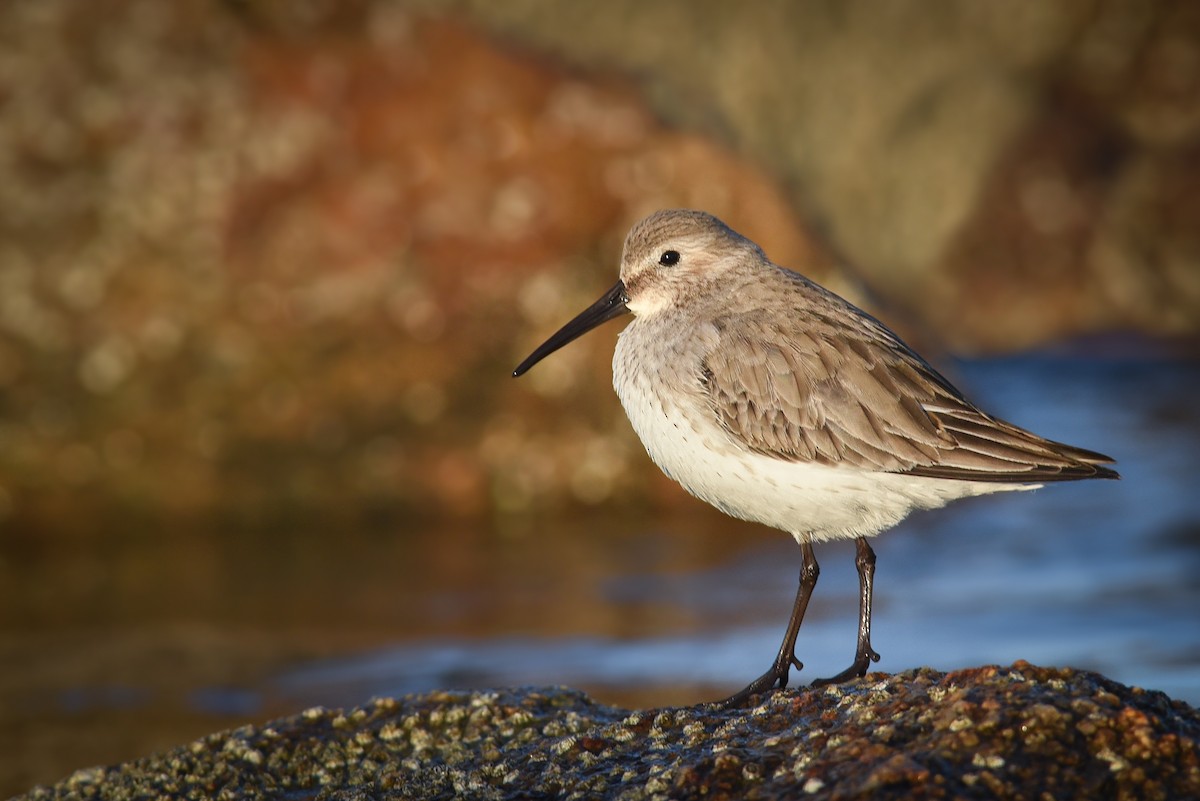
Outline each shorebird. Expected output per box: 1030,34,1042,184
513,209,1118,706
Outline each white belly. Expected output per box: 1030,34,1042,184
612,327,1033,543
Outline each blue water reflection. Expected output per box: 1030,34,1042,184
276,348,1200,708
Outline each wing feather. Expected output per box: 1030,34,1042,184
700,288,1118,482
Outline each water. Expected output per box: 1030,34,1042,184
3,347,1198,794
277,349,1200,707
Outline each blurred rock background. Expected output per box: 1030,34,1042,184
1,0,1199,793
0,0,1195,533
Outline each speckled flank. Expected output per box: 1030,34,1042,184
20,663,1199,800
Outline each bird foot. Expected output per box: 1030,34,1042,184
809,646,881,688
710,654,802,709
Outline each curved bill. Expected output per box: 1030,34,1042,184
513,280,629,377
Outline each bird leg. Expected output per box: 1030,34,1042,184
715,541,818,708
811,537,881,687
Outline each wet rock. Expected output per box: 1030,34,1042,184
18,662,1200,800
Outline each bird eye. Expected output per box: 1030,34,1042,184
658,250,680,266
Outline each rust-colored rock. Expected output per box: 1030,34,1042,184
0,2,827,529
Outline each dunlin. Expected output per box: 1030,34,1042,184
514,209,1118,706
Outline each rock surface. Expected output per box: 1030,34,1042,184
19,663,1200,800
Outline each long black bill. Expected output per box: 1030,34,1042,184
513,280,629,377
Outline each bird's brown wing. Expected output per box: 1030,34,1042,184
700,306,1117,482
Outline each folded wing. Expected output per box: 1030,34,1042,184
700,304,1118,483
